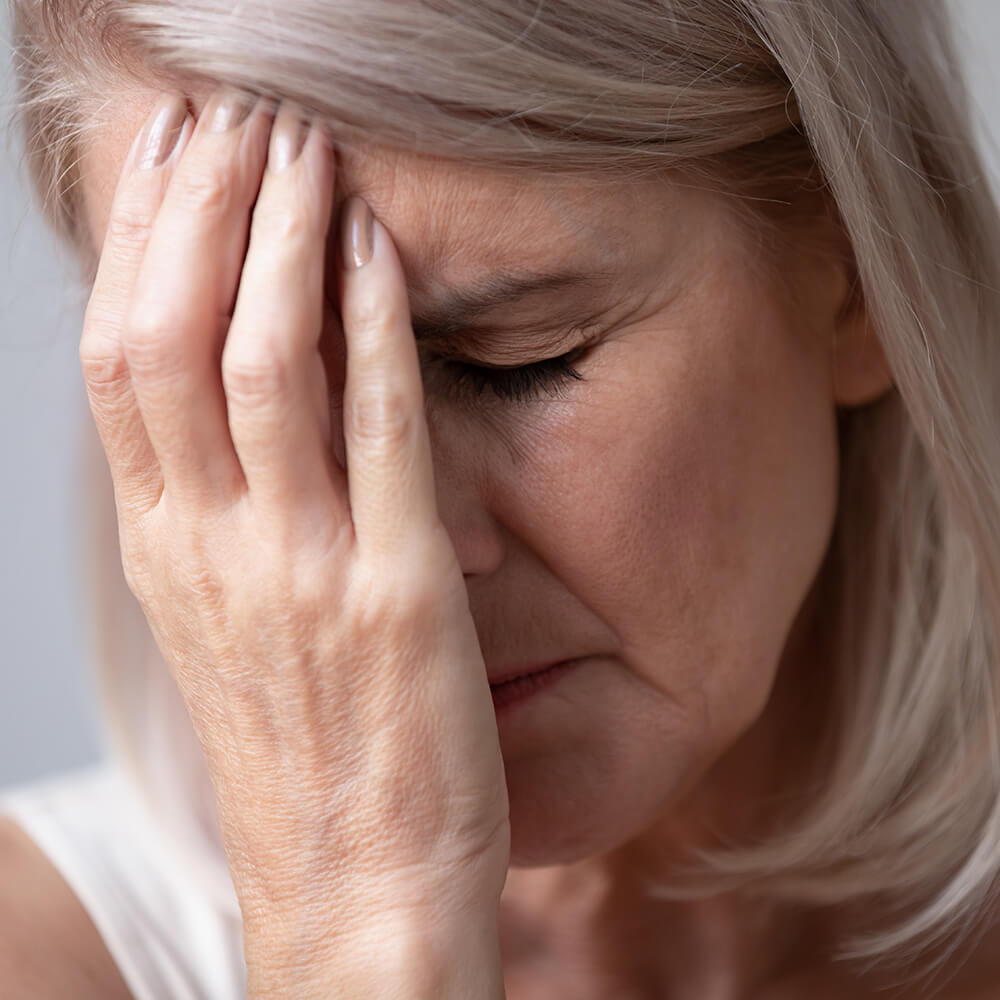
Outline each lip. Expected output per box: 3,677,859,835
487,660,574,687
489,659,580,715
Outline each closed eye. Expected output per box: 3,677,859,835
435,345,590,404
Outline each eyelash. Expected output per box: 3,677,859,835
431,330,599,404
443,351,586,404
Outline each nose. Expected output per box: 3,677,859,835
428,411,506,580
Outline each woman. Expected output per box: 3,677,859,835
2,0,1000,995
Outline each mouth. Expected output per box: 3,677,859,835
487,660,573,687
488,660,580,713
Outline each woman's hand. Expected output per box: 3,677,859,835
78,88,509,996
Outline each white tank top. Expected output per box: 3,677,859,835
0,762,247,1000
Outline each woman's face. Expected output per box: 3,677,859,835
81,90,885,869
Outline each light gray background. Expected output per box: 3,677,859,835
2,3,1000,791
1,3,103,790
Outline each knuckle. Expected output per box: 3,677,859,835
105,207,158,253
353,567,441,647
172,165,234,217
348,569,405,635
349,383,417,449
121,554,153,605
79,337,129,392
122,304,185,373
120,556,143,601
397,578,445,629
409,528,463,584
222,340,296,402
255,202,311,246
346,287,400,340
397,542,460,610
119,532,153,601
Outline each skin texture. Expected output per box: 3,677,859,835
64,84,919,997
77,92,511,998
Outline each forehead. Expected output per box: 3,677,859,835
333,143,649,299
80,87,728,296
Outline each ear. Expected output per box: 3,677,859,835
830,274,895,408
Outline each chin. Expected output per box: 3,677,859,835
503,758,668,869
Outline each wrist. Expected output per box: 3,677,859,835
244,904,505,1000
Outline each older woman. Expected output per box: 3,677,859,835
2,0,1000,996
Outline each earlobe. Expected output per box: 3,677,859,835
831,280,895,408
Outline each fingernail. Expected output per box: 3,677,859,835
341,197,374,270
203,86,256,134
137,95,189,171
268,102,308,173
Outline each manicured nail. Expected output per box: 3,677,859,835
268,102,308,173
137,95,189,171
203,86,255,134
341,197,374,270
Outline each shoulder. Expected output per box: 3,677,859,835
0,816,133,999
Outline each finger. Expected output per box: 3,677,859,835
337,197,440,558
79,94,194,518
222,103,349,536
124,87,271,509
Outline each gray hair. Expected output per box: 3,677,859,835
9,0,1000,974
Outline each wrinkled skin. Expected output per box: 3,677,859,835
73,84,924,997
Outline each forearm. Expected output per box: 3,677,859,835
244,906,506,1000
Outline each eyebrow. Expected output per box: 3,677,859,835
409,267,617,348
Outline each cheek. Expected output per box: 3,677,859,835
509,297,839,744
